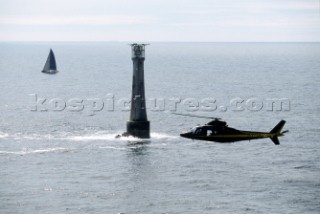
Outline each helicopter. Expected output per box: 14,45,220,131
176,113,288,145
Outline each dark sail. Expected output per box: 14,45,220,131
42,49,58,74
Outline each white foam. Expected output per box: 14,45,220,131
67,132,177,142
0,133,9,139
0,131,178,142
21,134,54,140
98,146,127,150
8,133,56,141
0,147,68,155
67,134,117,141
151,132,178,139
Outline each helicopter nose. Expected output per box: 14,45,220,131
180,132,191,138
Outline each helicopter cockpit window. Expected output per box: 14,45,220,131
195,128,203,135
190,127,197,134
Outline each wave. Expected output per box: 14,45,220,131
0,131,179,142
98,145,127,150
66,132,177,142
0,133,9,139
0,147,69,155
67,134,117,141
151,132,179,139
0,132,56,140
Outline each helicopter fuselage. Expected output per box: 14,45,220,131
180,120,286,144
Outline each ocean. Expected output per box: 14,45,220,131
0,42,319,213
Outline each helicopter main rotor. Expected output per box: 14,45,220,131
171,112,221,121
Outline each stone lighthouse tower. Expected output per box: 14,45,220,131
126,44,150,138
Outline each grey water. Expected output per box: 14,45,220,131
0,42,319,214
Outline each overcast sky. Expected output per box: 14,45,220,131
0,0,319,41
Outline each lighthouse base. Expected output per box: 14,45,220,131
125,121,150,138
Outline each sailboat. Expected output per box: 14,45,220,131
42,49,59,74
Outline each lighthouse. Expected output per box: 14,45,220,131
125,44,150,138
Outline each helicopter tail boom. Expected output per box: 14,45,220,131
269,120,286,145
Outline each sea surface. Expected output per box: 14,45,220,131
0,42,319,214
